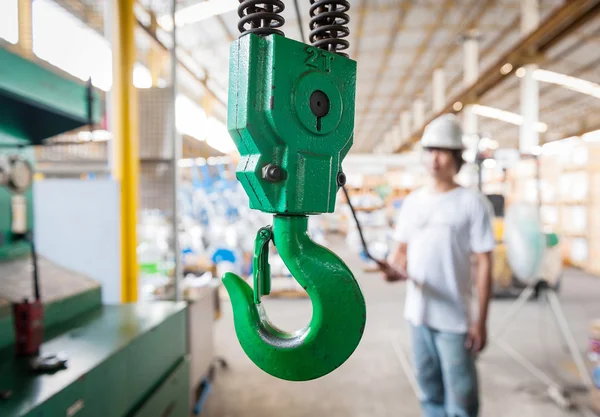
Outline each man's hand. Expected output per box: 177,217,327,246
465,322,487,354
378,261,408,283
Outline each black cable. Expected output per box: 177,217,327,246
292,1,374,266
29,235,41,301
292,0,306,43
86,78,94,128
341,185,384,267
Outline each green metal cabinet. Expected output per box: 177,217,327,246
0,302,189,417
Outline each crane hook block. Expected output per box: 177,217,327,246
228,33,356,214
225,33,365,381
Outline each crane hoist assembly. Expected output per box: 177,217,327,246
223,0,366,381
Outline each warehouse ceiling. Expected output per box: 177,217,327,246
52,0,600,153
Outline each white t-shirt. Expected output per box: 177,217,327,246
394,185,495,333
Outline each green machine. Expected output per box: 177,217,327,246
222,0,366,381
0,47,189,416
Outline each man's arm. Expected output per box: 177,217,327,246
380,243,408,282
389,242,407,271
380,193,414,282
466,251,493,353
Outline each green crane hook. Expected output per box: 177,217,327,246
225,28,365,380
223,215,366,381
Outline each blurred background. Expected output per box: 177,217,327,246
1,0,600,416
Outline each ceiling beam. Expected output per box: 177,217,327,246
395,0,600,153
352,0,369,63
53,0,104,32
348,23,513,38
52,0,226,109
215,15,235,42
359,0,454,150
539,57,600,116
358,1,414,127
396,0,497,119
484,27,600,111
136,19,226,107
445,15,519,101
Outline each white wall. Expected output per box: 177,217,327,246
34,179,121,303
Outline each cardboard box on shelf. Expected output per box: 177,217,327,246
559,171,589,203
590,377,600,413
561,236,589,268
586,238,600,276
560,206,588,235
588,142,600,170
539,155,561,180
590,208,600,236
590,170,600,204
514,159,537,178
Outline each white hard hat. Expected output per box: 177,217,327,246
421,114,464,150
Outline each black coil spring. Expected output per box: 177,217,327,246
309,0,351,57
238,0,285,37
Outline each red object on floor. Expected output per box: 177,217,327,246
13,300,44,356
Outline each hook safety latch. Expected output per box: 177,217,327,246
253,226,273,304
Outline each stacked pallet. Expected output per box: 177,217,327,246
506,139,600,274
587,143,600,275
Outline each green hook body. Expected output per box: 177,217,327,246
223,215,366,381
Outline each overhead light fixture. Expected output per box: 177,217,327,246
453,102,463,111
471,104,548,133
515,67,526,78
533,69,600,100
482,158,496,169
541,136,578,154
159,0,238,30
582,129,600,142
478,137,499,150
462,149,477,163
500,63,513,75
77,130,113,142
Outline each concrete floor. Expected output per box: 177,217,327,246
203,241,600,417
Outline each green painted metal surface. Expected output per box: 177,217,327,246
0,302,188,417
0,287,102,351
0,45,103,261
0,46,103,144
131,357,190,417
223,216,366,381
228,34,356,215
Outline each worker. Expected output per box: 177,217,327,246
381,114,495,417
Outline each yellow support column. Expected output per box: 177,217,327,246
111,0,139,303
18,0,33,57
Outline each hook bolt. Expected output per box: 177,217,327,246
262,164,286,182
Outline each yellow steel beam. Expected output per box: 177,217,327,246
17,0,33,56
112,0,139,303
395,0,600,153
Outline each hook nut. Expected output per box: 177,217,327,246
262,164,286,182
337,172,346,187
